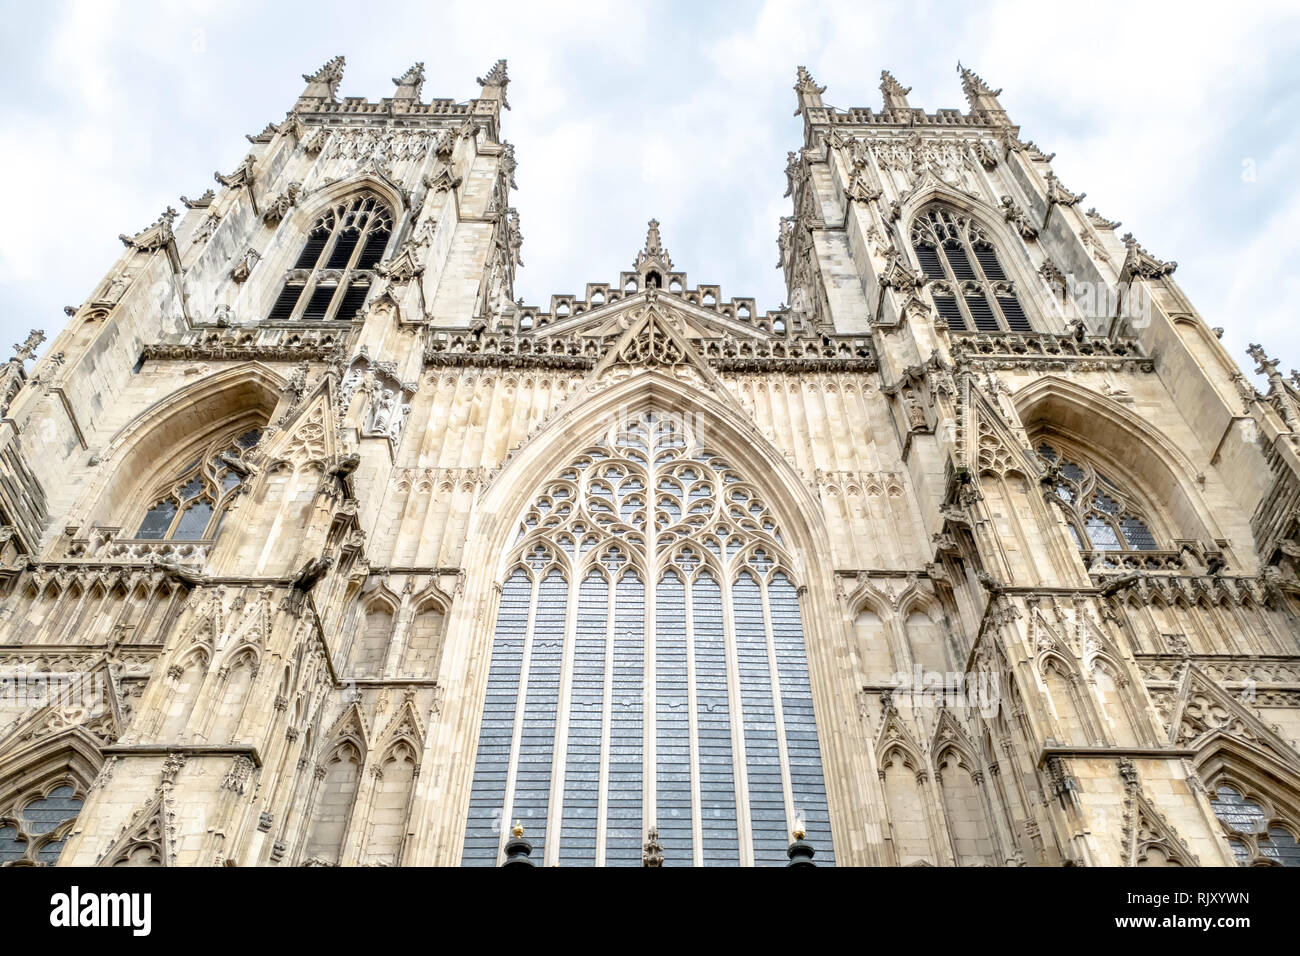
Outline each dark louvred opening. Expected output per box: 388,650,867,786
355,229,389,269
973,242,1006,280
335,283,369,321
294,232,329,270
914,243,945,279
326,231,361,269
998,295,1031,332
301,284,337,321
942,240,976,280
268,283,304,321
933,295,965,331
965,293,999,332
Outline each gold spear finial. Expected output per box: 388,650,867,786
512,820,525,839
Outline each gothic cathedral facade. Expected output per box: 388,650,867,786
1,58,1298,868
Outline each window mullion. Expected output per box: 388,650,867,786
760,572,798,842
719,566,754,866
642,523,657,848
293,220,341,322
683,572,704,865
947,260,975,332
496,570,539,862
595,572,616,866
546,565,582,867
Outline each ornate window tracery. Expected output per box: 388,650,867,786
1036,442,1158,556
134,428,262,541
0,782,84,866
267,194,392,322
1209,783,1300,867
911,206,1030,333
462,410,835,866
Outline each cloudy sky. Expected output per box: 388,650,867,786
1,0,1298,382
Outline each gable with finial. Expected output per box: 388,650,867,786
955,373,1039,480
588,303,723,392
262,374,345,471
1164,664,1300,771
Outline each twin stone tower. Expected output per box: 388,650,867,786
0,58,1298,868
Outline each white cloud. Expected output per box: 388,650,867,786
1,0,1297,382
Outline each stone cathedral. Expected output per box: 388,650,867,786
0,57,1298,869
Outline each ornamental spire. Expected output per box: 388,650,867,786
879,70,911,112
392,62,425,103
9,330,44,365
793,65,825,113
957,62,1008,123
634,218,673,275
476,58,510,110
298,55,345,107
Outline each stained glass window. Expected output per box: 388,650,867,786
0,784,84,866
134,429,261,541
463,410,835,866
1036,442,1159,555
1209,783,1300,867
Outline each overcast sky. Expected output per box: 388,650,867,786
1,0,1298,384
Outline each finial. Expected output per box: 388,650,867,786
10,330,45,364
303,55,345,85
634,218,673,273
880,70,911,111
786,822,817,867
794,65,825,95
477,59,510,110
477,58,509,87
957,61,1001,97
392,62,425,101
880,70,911,96
1248,343,1281,379
957,62,1008,123
501,819,534,866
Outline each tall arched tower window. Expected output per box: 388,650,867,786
911,206,1030,333
134,428,262,541
267,194,393,322
1036,441,1159,557
462,410,835,866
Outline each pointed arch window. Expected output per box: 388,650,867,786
462,410,835,867
134,428,262,541
1209,783,1300,867
911,206,1030,334
267,194,392,322
0,782,84,866
1036,442,1159,556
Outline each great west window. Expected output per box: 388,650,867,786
462,410,835,866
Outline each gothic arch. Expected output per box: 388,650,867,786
900,187,1056,328
1193,742,1300,866
259,183,403,323
421,368,867,866
1014,376,1224,547
297,173,409,227
79,363,283,532
1038,651,1096,746
348,587,399,678
0,729,99,866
